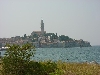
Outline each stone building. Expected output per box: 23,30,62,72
31,20,46,36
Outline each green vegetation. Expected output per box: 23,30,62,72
59,35,73,41
0,43,60,75
0,43,100,75
56,61,100,75
1,43,35,75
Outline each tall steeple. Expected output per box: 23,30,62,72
41,19,44,35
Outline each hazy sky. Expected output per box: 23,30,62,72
0,0,100,46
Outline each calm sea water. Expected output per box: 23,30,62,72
0,46,100,63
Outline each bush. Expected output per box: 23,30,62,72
1,43,60,75
27,60,59,75
2,43,35,75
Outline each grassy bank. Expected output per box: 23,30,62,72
56,61,100,75
0,60,100,75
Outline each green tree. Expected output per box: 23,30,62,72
2,43,35,75
59,35,73,41
24,34,27,38
1,43,61,75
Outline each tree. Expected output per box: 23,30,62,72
59,35,72,41
1,43,60,75
24,34,27,38
2,43,35,75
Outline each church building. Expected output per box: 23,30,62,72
31,20,46,36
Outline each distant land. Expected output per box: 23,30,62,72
0,20,91,48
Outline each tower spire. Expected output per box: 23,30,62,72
41,19,44,35
41,17,43,20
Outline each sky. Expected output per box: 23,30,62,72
0,0,100,46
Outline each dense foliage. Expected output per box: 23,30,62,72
2,43,35,75
59,35,73,41
1,43,60,75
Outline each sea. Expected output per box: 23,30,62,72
0,46,100,63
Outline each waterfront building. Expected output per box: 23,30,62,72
32,42,39,48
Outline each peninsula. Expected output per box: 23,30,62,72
0,20,91,48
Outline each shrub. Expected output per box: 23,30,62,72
1,43,60,75
28,60,59,75
2,43,35,75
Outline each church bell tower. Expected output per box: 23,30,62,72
41,19,44,35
